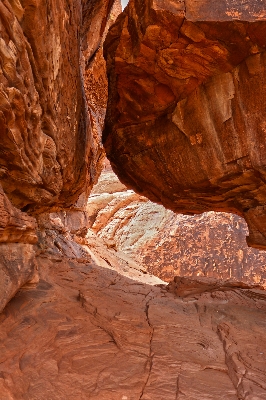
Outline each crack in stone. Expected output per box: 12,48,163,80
139,299,154,400
77,289,121,348
215,323,246,398
175,375,186,400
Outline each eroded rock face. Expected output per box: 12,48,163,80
103,0,266,249
87,167,266,285
0,0,116,212
0,0,120,343
0,253,266,399
1,1,266,398
0,243,36,313
0,183,37,312
0,183,37,244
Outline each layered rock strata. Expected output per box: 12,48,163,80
87,167,266,284
0,183,37,244
1,198,266,398
103,0,266,249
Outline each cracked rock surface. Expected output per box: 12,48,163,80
103,0,266,249
0,250,266,399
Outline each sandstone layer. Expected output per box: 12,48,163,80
88,167,266,284
103,0,266,249
0,0,117,213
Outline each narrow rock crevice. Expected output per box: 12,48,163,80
139,299,155,399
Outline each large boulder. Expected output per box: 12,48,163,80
103,0,266,249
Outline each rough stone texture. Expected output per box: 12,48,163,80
87,167,266,284
2,1,266,399
103,0,266,249
0,243,36,313
0,183,37,244
0,0,116,213
0,251,266,399
0,183,37,313
36,209,159,284
141,211,266,284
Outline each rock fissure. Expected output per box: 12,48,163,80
139,300,155,400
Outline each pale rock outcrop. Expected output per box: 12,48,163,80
103,0,266,249
36,209,158,284
87,167,266,284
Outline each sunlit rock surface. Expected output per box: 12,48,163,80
1,204,266,399
103,0,266,249
88,166,266,284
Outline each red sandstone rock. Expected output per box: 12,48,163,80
1,1,266,398
0,183,37,244
0,0,116,212
0,183,37,313
103,0,266,249
36,209,158,283
0,0,120,349
0,251,266,398
0,242,37,313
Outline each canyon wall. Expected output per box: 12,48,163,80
0,0,119,338
0,0,117,213
0,0,120,309
103,0,266,249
